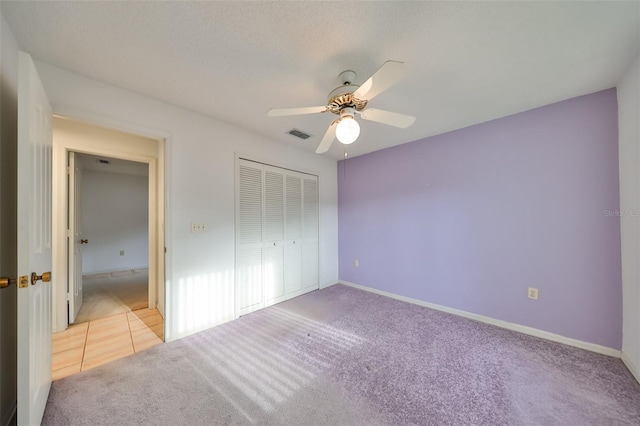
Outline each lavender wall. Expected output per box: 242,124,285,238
338,89,622,349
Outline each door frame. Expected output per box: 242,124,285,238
51,111,167,333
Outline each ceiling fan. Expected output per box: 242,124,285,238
267,61,416,154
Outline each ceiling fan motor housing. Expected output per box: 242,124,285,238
327,85,367,115
326,69,369,115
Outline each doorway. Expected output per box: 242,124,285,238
50,116,165,379
71,153,150,324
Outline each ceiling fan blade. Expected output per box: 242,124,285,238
359,108,416,128
353,61,409,101
315,121,337,154
267,106,327,117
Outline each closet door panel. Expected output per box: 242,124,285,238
264,167,284,243
237,248,263,311
236,160,264,313
301,242,318,289
264,244,284,302
302,176,319,289
284,244,302,294
284,172,303,294
263,165,285,302
285,173,302,240
238,162,263,245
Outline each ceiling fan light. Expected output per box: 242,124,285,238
336,116,360,145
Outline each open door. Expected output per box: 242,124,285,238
68,152,83,323
16,52,53,425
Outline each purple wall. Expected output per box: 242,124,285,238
338,89,622,349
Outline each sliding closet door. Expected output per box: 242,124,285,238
236,160,264,315
302,176,319,289
263,166,285,305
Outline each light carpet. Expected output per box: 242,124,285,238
43,284,640,425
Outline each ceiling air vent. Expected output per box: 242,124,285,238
97,159,111,165
287,129,311,140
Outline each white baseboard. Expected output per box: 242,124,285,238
622,351,640,383
320,281,339,290
84,267,149,280
339,280,621,358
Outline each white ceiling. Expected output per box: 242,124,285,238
3,2,639,160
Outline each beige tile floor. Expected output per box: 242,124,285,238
52,308,163,380
75,271,149,323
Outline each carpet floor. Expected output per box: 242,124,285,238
43,284,640,425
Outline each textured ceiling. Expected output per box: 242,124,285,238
3,2,639,160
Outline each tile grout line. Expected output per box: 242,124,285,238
51,323,89,376
80,322,90,372
53,309,163,379
127,312,136,353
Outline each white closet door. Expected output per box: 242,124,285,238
302,176,319,289
284,172,302,294
236,160,264,314
263,166,285,303
236,158,319,317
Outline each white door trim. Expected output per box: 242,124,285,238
67,152,84,324
52,114,167,333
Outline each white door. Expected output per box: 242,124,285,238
16,52,53,426
68,152,83,323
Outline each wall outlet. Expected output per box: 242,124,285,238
119,250,125,256
528,287,539,300
190,222,206,233
354,259,360,268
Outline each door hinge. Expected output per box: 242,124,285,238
67,292,71,301
67,229,72,238
67,166,71,174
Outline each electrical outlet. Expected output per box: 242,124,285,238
119,250,125,256
354,259,360,268
528,287,539,300
190,222,206,233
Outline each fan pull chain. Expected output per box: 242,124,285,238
342,148,348,180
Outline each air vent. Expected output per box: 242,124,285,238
97,159,111,165
287,129,311,140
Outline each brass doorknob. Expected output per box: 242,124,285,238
0,277,15,288
31,272,51,285
0,276,29,289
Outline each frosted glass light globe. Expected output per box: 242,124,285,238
336,117,360,145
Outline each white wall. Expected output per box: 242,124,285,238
0,9,19,424
619,53,640,382
34,61,339,341
82,169,149,275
